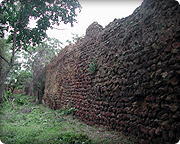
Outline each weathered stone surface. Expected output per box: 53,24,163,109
169,77,179,86
160,114,169,120
162,131,169,142
169,130,176,139
176,132,180,141
169,103,179,112
173,111,180,119
155,127,161,136
43,0,180,143
172,42,180,49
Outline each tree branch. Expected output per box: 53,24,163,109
0,54,10,65
14,47,21,54
10,2,24,66
51,27,68,30
20,5,33,27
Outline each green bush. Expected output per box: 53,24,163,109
2,91,12,103
88,57,97,74
53,132,92,144
60,107,76,115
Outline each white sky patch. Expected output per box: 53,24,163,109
46,0,144,46
1,0,180,47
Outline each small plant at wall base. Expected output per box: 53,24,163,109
88,57,97,74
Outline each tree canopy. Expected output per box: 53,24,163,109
0,0,82,101
0,0,81,48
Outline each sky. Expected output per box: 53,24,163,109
46,0,144,46
1,0,180,47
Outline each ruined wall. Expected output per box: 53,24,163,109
43,0,180,143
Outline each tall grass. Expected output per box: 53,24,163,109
0,94,91,144
0,93,134,144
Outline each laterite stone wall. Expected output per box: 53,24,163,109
43,0,180,143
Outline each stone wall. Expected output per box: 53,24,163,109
43,0,180,143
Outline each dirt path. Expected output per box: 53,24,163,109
66,116,136,144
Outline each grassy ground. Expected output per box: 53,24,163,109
0,94,134,144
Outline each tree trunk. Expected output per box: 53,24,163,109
0,12,19,102
0,84,5,103
0,65,13,102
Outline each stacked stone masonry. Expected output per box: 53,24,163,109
43,0,180,143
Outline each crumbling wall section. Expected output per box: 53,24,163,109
43,0,180,143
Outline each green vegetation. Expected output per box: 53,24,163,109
0,0,82,101
0,94,91,144
88,57,97,74
0,94,133,144
66,33,84,44
0,37,63,104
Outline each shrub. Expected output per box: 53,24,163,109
88,57,97,74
